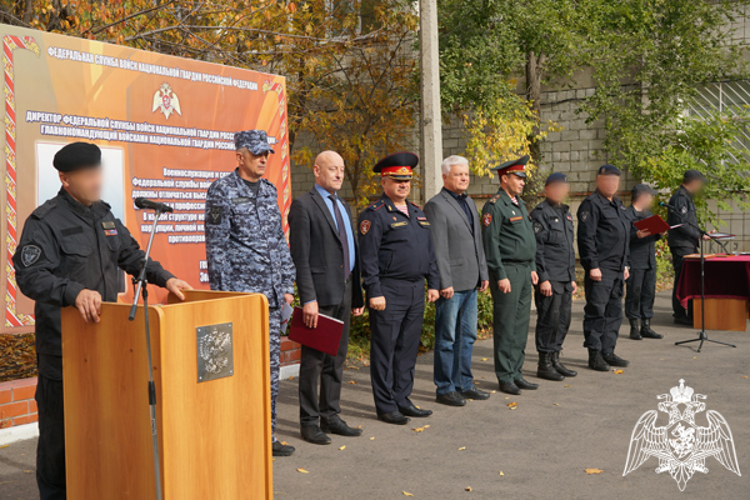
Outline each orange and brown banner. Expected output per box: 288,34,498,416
1,24,291,332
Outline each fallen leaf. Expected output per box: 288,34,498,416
742,375,749,379
693,356,697,360
370,436,375,440
499,471,505,476
481,358,489,361
465,486,472,491
288,376,295,380
564,384,571,388
357,424,363,429
412,424,430,432
348,380,357,385
281,441,289,446
339,445,346,451
403,492,414,497
504,396,510,400
490,390,496,394
23,470,32,474
552,403,560,406
0,444,8,450
296,468,309,474
507,402,518,410
458,446,466,451
584,468,603,475
613,369,624,375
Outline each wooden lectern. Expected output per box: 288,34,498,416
61,290,273,499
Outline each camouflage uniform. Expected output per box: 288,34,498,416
204,165,295,439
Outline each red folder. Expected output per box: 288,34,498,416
288,306,344,356
633,214,674,234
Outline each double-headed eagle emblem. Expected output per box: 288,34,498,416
623,379,740,491
152,82,182,119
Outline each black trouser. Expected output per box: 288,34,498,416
583,269,624,354
298,279,353,426
671,247,695,319
534,280,573,353
369,280,425,414
625,267,657,320
36,355,66,500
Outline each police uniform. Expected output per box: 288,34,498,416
667,170,706,323
481,156,537,394
204,130,295,449
13,142,176,500
358,152,439,423
576,164,630,371
529,173,577,381
623,184,663,340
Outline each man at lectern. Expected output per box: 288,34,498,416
204,130,297,457
13,141,192,500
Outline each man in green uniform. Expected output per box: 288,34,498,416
482,156,539,395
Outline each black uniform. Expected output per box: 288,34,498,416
576,190,630,354
358,195,439,414
623,206,661,320
666,185,701,320
13,188,174,500
530,199,576,353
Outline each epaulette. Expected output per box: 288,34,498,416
409,201,421,209
488,194,501,205
367,200,385,211
260,178,278,192
30,198,59,219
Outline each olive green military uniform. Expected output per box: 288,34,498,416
482,189,537,384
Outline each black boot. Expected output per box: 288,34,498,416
588,349,610,372
602,352,630,367
537,352,565,381
551,351,577,377
629,319,642,340
640,319,663,339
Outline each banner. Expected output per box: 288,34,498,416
1,24,291,332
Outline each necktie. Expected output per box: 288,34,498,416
329,195,351,280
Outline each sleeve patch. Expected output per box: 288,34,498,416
533,221,544,234
680,205,688,215
483,213,492,226
21,245,42,267
360,219,371,235
580,211,589,222
208,205,223,225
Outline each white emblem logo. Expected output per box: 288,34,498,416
624,379,740,491
152,82,182,119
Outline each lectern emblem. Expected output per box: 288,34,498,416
623,379,740,491
196,322,234,383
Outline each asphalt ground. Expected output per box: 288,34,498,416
2,291,748,499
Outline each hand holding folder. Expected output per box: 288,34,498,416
633,214,682,235
288,306,344,356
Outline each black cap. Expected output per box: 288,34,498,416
373,152,418,180
545,172,568,186
491,155,529,178
53,142,102,172
631,183,657,199
597,164,621,176
683,169,707,183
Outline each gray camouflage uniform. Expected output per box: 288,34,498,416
204,133,295,440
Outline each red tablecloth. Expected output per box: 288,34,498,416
675,255,750,309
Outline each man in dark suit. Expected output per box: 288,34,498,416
424,155,490,407
289,150,365,445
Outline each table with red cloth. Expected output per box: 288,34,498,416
675,254,750,308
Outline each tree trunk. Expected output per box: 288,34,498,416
525,50,545,165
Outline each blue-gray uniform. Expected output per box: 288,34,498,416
358,194,439,415
204,168,295,439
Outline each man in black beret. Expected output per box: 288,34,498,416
576,164,631,372
624,184,664,340
529,172,578,381
13,141,192,500
667,170,709,325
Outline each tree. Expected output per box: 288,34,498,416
1,0,419,205
579,0,750,221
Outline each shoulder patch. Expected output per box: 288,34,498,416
409,201,421,209
207,205,223,225
367,201,384,212
680,205,688,215
533,221,544,234
580,211,590,223
21,245,42,267
31,198,59,219
360,219,371,235
488,194,501,205
483,213,492,226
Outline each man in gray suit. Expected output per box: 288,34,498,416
424,155,490,407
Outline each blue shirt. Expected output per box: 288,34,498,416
314,183,355,272
443,187,474,233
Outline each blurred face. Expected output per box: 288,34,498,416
545,181,570,205
237,148,269,181
382,176,411,203
684,179,705,195
634,192,655,210
501,173,525,197
443,163,470,194
597,174,620,198
314,151,345,193
59,167,103,206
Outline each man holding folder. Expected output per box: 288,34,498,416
289,151,365,445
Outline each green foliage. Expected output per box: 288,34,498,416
347,288,494,361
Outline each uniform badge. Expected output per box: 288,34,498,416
533,221,543,234
102,221,116,229
680,205,688,215
483,213,492,226
232,197,251,205
390,221,408,229
580,211,589,222
360,219,371,235
567,215,572,221
208,205,223,225
509,215,523,223
21,245,42,267
104,229,118,236
512,210,516,215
